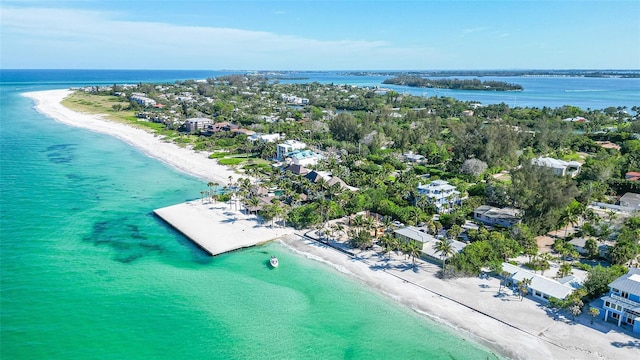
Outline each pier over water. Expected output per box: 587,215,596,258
154,201,293,255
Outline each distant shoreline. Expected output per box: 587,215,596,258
22,89,243,185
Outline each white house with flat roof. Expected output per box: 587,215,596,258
417,180,461,213
276,140,307,160
531,157,582,177
287,149,322,167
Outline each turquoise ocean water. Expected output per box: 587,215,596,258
1,70,637,359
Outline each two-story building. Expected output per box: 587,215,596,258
287,149,322,167
417,180,461,213
600,268,640,334
473,205,522,228
276,140,307,160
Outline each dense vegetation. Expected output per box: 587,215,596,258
382,76,523,91
74,75,639,295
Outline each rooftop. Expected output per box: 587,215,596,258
610,268,640,295
502,263,575,300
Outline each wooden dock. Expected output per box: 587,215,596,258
153,201,293,255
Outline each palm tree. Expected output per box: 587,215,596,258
407,241,422,269
561,206,580,239
589,307,600,324
378,234,394,260
207,181,218,198
499,270,511,293
246,196,261,215
409,207,421,226
519,277,532,301
558,262,573,278
383,216,393,233
434,238,455,271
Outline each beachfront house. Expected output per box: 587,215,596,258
501,263,577,303
287,149,322,167
393,226,466,263
473,206,522,228
184,118,214,133
276,140,307,160
417,180,461,213
600,268,640,334
531,157,582,177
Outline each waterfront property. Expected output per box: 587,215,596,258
286,149,322,167
393,226,466,262
417,180,461,213
600,268,640,334
473,205,522,228
184,117,214,133
531,157,582,177
276,139,307,160
501,263,576,303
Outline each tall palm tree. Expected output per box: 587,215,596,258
207,181,216,198
407,241,422,269
519,277,532,301
378,234,394,260
434,238,455,271
246,196,261,215
499,270,511,293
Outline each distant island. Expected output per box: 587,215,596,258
346,70,640,78
382,76,524,91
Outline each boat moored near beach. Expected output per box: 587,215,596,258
269,256,279,268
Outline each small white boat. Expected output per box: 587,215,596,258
269,256,279,268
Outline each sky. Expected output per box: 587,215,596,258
1,0,639,70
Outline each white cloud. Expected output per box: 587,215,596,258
0,6,444,69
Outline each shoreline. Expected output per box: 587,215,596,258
278,235,636,360
23,89,242,185
25,88,636,360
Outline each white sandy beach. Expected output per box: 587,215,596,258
279,236,638,360
23,89,241,185
26,89,638,360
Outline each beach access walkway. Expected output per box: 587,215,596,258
154,200,293,255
